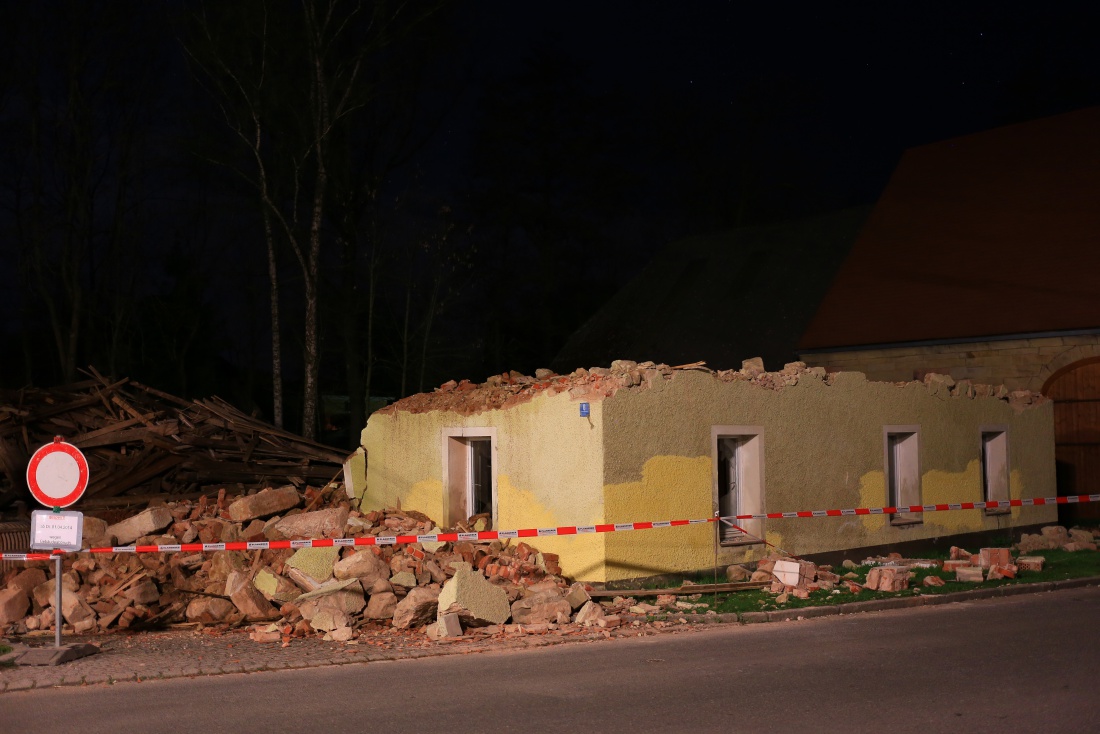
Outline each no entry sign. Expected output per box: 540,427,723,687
26,437,89,508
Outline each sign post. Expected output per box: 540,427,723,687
20,437,99,665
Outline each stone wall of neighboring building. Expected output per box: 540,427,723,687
799,333,1100,393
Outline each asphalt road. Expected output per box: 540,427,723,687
6,586,1099,734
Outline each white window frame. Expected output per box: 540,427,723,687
442,427,497,526
883,425,922,526
980,426,1010,515
711,425,765,546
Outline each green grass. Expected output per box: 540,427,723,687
0,642,12,668
636,549,1100,618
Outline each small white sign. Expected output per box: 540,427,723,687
30,510,84,552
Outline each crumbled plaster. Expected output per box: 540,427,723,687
376,358,1048,417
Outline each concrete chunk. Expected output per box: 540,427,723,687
225,570,278,619
392,586,441,629
284,546,341,586
270,508,349,539
511,589,572,625
227,486,301,522
333,550,391,585
574,600,606,626
564,582,591,610
107,506,173,545
956,566,985,583
0,587,30,625
363,591,399,619
437,561,510,627
185,597,235,623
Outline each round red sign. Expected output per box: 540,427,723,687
26,437,89,508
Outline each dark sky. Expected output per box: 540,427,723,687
1,1,1097,420
446,2,1099,206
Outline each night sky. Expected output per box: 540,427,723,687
1,1,1097,442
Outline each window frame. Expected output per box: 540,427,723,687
441,427,498,526
883,425,922,526
979,425,1010,515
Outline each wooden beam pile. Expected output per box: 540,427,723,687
0,369,346,509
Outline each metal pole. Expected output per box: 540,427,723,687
54,552,62,648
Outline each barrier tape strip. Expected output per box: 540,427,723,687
3,493,1098,562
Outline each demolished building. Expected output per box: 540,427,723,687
349,360,1057,582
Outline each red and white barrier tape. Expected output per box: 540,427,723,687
2,493,1097,561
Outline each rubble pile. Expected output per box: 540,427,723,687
0,370,345,509
0,485,605,642
1016,524,1099,554
383,358,1047,418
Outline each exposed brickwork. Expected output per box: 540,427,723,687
800,334,1100,393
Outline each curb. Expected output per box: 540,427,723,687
734,575,1100,624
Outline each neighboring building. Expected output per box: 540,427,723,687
353,362,1055,582
799,108,1100,514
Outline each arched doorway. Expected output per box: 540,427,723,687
1043,358,1100,523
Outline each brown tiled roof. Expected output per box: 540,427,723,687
800,107,1100,350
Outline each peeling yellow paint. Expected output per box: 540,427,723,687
602,455,717,581
858,471,888,533
402,479,444,523
497,474,603,581
922,460,984,534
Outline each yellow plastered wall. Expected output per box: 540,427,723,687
600,370,1056,581
359,391,607,580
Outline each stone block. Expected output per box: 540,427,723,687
254,568,302,604
942,559,973,572
956,567,985,583
186,597,235,623
511,589,572,625
284,546,341,586
1040,526,1069,544
333,550,391,585
564,582,591,610
80,516,110,548
922,575,946,587
574,600,606,626
725,564,751,582
436,561,510,627
270,508,349,539
7,568,47,596
438,612,463,637
309,608,350,632
363,591,398,619
393,586,441,629
390,571,417,588
124,577,161,605
225,570,278,619
227,485,301,522
107,506,173,545
296,579,366,615
0,587,30,625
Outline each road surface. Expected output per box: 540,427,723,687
5,585,1098,733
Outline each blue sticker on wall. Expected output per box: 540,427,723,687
579,402,590,417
